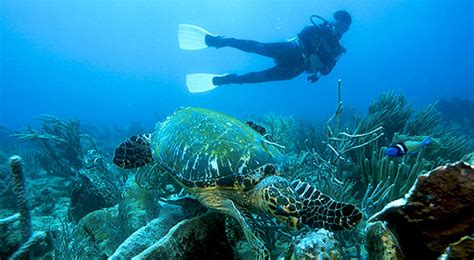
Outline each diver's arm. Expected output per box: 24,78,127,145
320,60,336,76
320,44,345,75
305,58,335,82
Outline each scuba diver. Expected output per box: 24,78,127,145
178,10,352,93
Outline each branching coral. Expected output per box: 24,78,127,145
433,126,472,161
359,91,413,142
12,115,89,177
325,124,385,165
261,114,298,152
358,147,428,217
284,150,357,203
406,101,441,135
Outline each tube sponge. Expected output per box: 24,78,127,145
9,155,31,242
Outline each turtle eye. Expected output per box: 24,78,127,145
276,205,290,217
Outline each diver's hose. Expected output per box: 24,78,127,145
310,15,328,26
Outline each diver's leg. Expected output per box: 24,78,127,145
213,65,301,85
206,35,291,60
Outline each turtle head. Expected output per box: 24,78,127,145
252,176,303,230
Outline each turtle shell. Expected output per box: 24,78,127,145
151,107,285,190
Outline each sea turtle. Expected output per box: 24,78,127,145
113,107,362,258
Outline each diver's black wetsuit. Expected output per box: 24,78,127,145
208,23,345,86
211,38,306,84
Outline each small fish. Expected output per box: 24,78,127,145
385,136,432,157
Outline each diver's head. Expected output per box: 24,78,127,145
332,10,351,38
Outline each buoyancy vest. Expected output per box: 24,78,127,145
297,24,346,75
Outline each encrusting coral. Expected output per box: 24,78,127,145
366,161,474,259
286,229,341,259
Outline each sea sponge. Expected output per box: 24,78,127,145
10,155,31,242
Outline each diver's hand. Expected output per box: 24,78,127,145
307,74,319,83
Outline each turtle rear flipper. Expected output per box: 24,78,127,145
292,180,363,231
113,134,154,169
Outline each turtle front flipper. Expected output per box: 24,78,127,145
223,199,270,260
113,134,154,169
292,180,363,231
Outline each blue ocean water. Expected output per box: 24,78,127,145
1,0,472,130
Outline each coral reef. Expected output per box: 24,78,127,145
70,204,138,257
365,221,402,259
109,203,187,259
436,97,474,133
134,213,232,259
0,156,50,259
69,167,123,221
443,235,474,259
0,213,21,258
260,114,299,152
13,115,85,177
0,165,15,209
1,89,472,259
10,156,31,242
358,147,428,217
286,229,341,259
462,152,474,164
273,88,472,257
360,91,413,141
433,125,472,161
405,101,441,135
367,161,474,259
